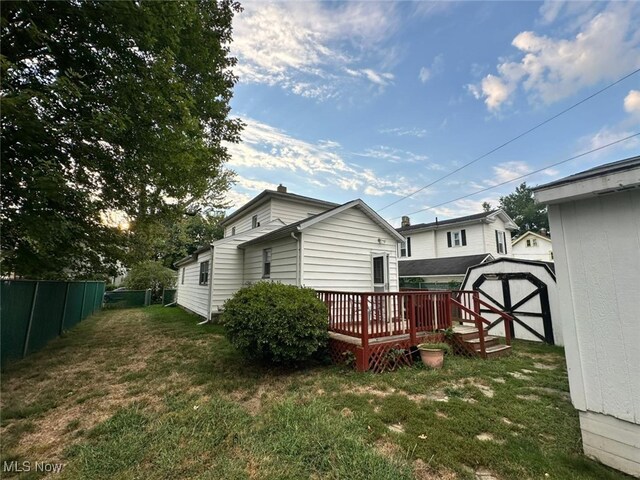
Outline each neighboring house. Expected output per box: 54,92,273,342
396,210,518,287
175,186,404,319
533,155,640,477
511,230,553,261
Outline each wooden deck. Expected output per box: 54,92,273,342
317,290,514,372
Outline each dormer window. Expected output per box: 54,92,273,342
252,215,258,228
447,229,466,248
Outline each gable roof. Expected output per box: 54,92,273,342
463,257,556,282
397,209,518,233
220,190,339,227
237,199,405,248
398,254,493,277
511,230,552,247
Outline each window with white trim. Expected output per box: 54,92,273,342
231,226,236,235
495,230,507,254
262,248,272,278
400,237,411,257
199,261,209,285
252,215,258,228
447,229,467,248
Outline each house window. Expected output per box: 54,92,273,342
447,229,466,248
526,239,531,247
400,237,412,257
231,226,236,235
495,230,507,254
252,215,258,228
373,256,385,284
199,261,209,285
550,251,554,260
181,267,185,285
262,248,272,278
532,238,538,247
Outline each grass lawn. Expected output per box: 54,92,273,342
0,306,630,479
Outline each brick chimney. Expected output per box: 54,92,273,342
277,184,287,193
401,216,410,228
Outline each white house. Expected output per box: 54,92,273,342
175,186,404,319
396,210,518,287
511,230,554,262
534,155,640,477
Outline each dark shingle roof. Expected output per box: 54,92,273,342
220,190,339,226
399,254,491,277
534,155,640,191
397,210,499,233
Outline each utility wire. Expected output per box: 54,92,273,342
391,131,640,220
378,67,640,212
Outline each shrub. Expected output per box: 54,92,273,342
124,261,176,303
417,342,452,354
221,282,328,365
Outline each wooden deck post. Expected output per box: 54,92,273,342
360,293,369,371
408,293,417,345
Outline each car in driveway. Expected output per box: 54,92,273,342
103,287,129,304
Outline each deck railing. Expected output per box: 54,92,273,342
317,289,514,364
316,290,453,343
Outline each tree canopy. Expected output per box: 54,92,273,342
1,0,242,278
499,182,549,237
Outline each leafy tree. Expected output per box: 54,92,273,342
1,0,242,278
499,182,549,237
124,261,176,302
482,201,493,212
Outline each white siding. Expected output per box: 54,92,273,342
243,236,299,286
400,219,514,261
302,207,400,291
176,251,212,318
511,234,554,261
549,190,640,425
270,198,330,225
211,221,285,313
223,202,272,237
579,411,640,477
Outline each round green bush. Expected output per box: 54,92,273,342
221,282,329,365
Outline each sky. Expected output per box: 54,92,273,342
223,0,640,227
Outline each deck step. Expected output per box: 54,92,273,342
452,326,489,342
484,345,512,358
463,336,500,352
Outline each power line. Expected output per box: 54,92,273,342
391,131,640,221
378,67,640,212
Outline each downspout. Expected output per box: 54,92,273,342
290,230,302,286
205,244,214,323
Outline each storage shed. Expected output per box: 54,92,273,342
460,257,561,345
534,155,640,477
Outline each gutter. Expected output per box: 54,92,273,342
290,229,303,286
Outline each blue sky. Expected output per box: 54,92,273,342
224,1,640,226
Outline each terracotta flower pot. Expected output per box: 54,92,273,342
419,348,445,369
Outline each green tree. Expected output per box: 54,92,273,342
482,201,493,212
1,0,242,278
124,261,176,302
499,182,549,237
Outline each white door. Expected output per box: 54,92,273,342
372,254,389,292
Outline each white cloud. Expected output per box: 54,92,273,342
232,2,398,99
471,3,640,111
225,117,422,200
582,126,640,154
418,54,444,84
379,127,428,138
624,90,640,114
419,67,431,83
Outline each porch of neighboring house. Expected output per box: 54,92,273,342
316,290,514,372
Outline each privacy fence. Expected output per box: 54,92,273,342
1,280,105,362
